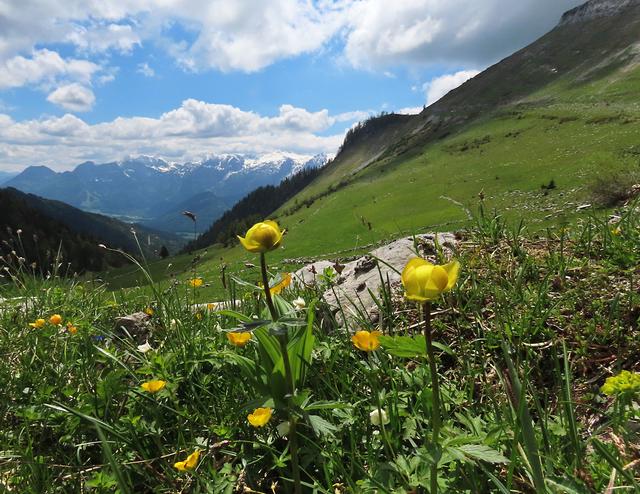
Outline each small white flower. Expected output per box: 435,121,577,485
137,341,153,353
369,408,390,426
292,297,306,310
276,421,290,437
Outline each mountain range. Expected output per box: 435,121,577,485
4,153,327,235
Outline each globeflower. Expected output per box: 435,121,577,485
29,318,46,329
401,258,460,302
352,330,381,352
601,370,640,396
227,331,251,347
66,323,78,335
140,380,166,393
144,307,154,316
174,449,200,471
238,220,284,253
189,278,203,288
49,314,63,325
270,273,292,295
247,407,273,427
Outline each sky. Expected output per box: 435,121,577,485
0,0,583,172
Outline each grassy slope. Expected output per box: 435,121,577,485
102,10,640,295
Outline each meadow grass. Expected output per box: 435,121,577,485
1,200,639,493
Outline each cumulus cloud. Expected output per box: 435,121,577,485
46,83,96,112
65,22,141,54
343,0,582,69
0,99,363,171
0,0,583,77
0,49,100,90
170,0,344,72
424,70,480,105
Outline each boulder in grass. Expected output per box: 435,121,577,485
293,233,457,324
114,311,151,343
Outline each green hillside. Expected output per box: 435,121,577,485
102,4,640,295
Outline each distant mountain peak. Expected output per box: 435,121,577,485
559,0,640,25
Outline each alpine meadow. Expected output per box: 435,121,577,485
1,1,639,493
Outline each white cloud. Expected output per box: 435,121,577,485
136,62,155,77
0,99,364,171
424,70,480,105
46,84,96,112
169,0,344,72
0,49,100,90
395,106,423,115
343,0,582,69
0,0,582,79
65,22,141,54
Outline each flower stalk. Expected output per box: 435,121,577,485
423,301,441,494
260,251,301,494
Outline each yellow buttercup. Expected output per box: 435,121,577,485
238,220,284,253
401,258,460,302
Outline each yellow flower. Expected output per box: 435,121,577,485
238,220,284,253
247,407,273,427
174,449,200,471
189,278,203,288
227,331,252,347
49,314,62,325
29,318,46,329
66,323,78,335
140,380,166,393
270,273,292,295
401,258,460,302
144,307,154,316
352,330,382,352
601,370,640,396
611,226,622,236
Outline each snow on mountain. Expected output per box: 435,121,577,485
4,152,329,233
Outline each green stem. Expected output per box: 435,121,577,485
260,253,277,320
424,301,441,494
260,252,301,494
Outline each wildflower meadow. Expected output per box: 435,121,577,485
1,203,639,493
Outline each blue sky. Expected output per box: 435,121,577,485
0,0,582,172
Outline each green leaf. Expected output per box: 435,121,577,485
379,335,455,358
379,335,426,358
455,444,509,464
303,400,349,411
308,414,337,437
217,309,253,323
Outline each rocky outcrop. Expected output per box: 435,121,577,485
293,233,457,325
559,0,640,25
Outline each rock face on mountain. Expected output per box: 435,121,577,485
560,0,640,25
5,153,327,233
294,233,457,324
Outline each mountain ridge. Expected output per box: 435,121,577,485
6,153,328,234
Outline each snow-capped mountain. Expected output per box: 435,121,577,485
5,153,327,233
